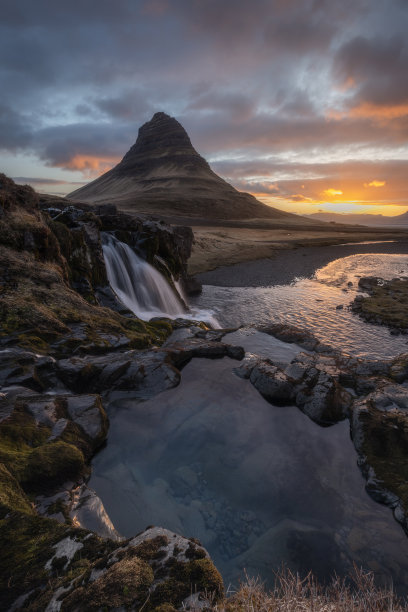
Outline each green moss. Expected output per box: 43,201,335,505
17,334,49,352
359,407,408,512
21,441,85,492
0,463,34,518
133,535,169,561
0,407,86,494
185,541,207,560
61,556,154,611
0,511,117,611
0,512,70,609
149,557,223,609
389,354,408,383
0,409,51,479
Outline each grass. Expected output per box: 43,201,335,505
190,565,406,611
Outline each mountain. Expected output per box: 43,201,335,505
307,211,408,227
68,112,300,221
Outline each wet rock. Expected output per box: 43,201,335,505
358,276,383,291
250,362,295,405
390,354,408,383
0,348,56,391
351,387,408,534
57,350,180,399
165,338,245,368
182,275,202,296
66,395,107,442
296,371,352,425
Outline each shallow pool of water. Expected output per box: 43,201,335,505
90,357,408,592
191,253,408,359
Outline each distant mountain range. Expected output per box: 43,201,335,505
306,211,408,227
68,112,305,222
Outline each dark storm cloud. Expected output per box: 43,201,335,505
333,34,408,112
35,123,134,171
0,104,32,151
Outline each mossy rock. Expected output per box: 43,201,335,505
389,354,408,383
353,278,408,330
61,556,154,611
21,441,85,492
0,405,87,494
356,405,408,512
0,512,117,610
149,558,223,608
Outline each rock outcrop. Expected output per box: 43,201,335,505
0,175,227,610
68,112,303,222
235,327,408,537
0,174,200,356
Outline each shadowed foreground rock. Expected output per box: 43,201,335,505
0,515,223,611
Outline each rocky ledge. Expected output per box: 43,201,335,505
237,324,408,538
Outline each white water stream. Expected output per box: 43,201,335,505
102,233,218,326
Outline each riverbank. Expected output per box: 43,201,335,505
188,225,408,275
196,240,408,287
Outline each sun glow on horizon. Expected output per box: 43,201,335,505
324,188,343,197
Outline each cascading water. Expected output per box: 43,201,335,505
102,233,185,319
102,233,219,326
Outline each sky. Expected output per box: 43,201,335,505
1,0,407,216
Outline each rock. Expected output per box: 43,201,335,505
1,517,223,612
351,389,408,534
182,275,203,296
0,348,56,392
358,276,383,291
165,338,245,368
250,362,295,405
66,395,107,442
295,371,351,425
390,354,408,383
258,323,321,352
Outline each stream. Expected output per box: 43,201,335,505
89,241,408,592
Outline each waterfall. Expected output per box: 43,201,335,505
102,233,185,319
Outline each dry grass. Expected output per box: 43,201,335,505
187,565,406,611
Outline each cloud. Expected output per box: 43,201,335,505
365,180,386,188
324,188,343,196
332,34,408,119
12,177,86,186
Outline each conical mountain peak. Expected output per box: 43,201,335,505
68,113,299,222
118,112,209,173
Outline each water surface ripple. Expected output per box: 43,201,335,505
192,253,408,359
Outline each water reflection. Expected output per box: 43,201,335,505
90,358,408,592
192,253,408,359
